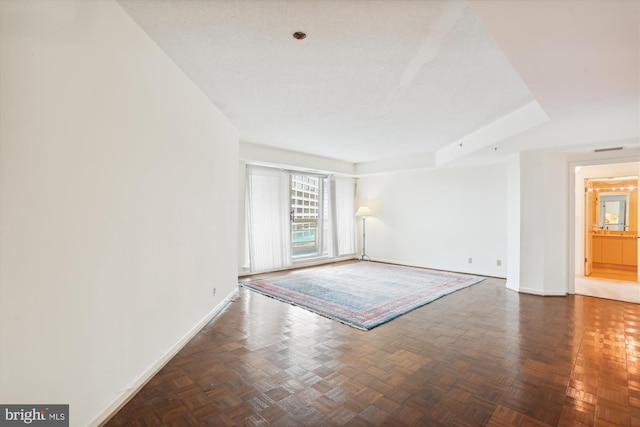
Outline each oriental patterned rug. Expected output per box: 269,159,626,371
239,262,484,330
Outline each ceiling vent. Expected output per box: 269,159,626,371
593,146,623,153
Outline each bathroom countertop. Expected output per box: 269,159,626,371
591,232,638,238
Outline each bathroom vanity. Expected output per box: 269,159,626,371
591,232,638,269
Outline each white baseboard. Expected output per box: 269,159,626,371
369,257,506,279
237,254,358,277
516,286,567,296
92,288,239,427
505,282,519,292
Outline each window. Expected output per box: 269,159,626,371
246,165,356,272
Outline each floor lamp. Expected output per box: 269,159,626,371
356,207,372,261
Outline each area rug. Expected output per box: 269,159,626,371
239,262,484,330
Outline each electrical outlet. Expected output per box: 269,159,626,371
497,260,502,266
468,257,472,264
213,288,217,297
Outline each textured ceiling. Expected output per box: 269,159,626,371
117,0,639,167
117,0,535,163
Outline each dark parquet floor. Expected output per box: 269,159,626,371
106,264,640,426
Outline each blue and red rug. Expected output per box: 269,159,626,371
239,262,484,330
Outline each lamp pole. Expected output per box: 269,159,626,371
361,215,370,261
356,207,372,261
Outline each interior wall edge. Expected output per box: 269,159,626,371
239,141,355,176
92,288,239,427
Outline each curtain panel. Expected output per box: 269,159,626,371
332,176,356,256
246,165,292,272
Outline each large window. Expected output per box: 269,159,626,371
290,174,327,258
246,165,355,272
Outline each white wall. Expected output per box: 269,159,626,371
508,151,568,296
517,152,546,291
542,153,569,294
511,148,639,296
0,1,238,426
506,154,521,291
356,164,508,277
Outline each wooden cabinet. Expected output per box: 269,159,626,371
622,238,638,266
592,237,602,263
592,234,637,268
601,237,623,264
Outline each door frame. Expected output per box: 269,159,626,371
568,154,640,295
584,188,594,277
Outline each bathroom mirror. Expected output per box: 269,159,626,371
599,194,627,230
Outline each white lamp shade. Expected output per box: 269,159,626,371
356,206,372,217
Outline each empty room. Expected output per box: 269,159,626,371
1,0,639,426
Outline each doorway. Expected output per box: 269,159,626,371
583,175,638,281
574,162,639,302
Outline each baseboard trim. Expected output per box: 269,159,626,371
238,254,358,277
505,282,519,292
93,288,239,427
370,257,507,279
516,286,567,297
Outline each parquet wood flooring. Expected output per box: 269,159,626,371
106,265,640,426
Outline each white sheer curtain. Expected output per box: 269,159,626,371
331,176,356,256
246,165,292,272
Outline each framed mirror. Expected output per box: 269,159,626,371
599,194,627,230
